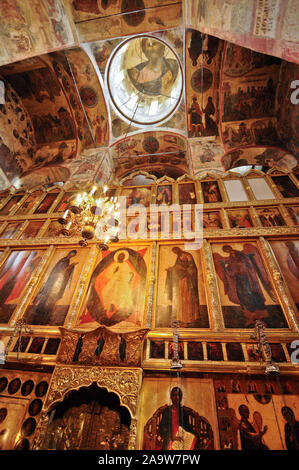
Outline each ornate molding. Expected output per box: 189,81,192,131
57,326,149,367
145,241,157,328
66,244,98,327
259,237,299,332
202,239,222,331
31,365,142,450
44,366,142,417
10,245,55,327
0,223,298,246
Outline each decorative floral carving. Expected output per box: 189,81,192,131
32,366,142,450
57,326,149,367
44,366,142,417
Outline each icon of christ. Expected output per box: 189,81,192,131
79,247,147,327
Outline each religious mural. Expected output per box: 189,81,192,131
212,242,288,328
276,59,299,157
64,48,108,148
219,40,284,152
107,36,182,127
270,240,299,309
140,377,218,450
24,248,88,326
221,148,297,172
112,132,187,179
188,138,225,174
94,151,114,187
65,151,106,185
0,0,75,66
17,166,70,190
215,375,299,450
47,50,86,154
0,250,43,324
3,59,77,151
186,0,299,64
186,30,221,139
222,45,280,122
155,244,209,328
78,246,149,329
72,0,182,42
0,78,36,182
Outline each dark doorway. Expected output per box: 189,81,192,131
42,382,131,450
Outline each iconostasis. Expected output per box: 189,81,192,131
0,0,298,452
0,167,298,449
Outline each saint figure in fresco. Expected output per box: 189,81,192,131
238,405,268,450
281,406,299,450
203,97,218,136
165,247,200,326
158,387,200,450
213,244,277,327
80,248,147,327
188,97,202,137
30,250,78,325
127,38,179,96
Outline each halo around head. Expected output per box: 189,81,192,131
114,249,129,262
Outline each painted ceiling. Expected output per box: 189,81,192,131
0,0,298,189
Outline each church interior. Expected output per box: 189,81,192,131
0,0,298,451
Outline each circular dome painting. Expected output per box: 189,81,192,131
107,36,183,126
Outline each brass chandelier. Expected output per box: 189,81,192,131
58,184,120,248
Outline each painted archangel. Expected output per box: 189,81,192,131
213,244,277,327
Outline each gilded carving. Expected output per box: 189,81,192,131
58,326,149,367
202,240,223,331
145,242,157,328
259,237,299,332
31,365,142,449
10,245,55,327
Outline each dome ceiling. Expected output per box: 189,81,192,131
106,36,183,126
0,0,298,190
